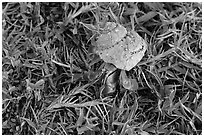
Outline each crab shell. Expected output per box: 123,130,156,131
95,22,147,71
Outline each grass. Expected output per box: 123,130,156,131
2,2,202,135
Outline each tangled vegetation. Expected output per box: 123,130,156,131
2,2,202,135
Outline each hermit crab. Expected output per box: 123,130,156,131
94,21,147,96
81,16,147,97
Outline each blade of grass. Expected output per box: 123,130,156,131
138,47,176,65
138,11,157,23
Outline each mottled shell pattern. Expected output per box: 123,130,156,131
95,22,147,71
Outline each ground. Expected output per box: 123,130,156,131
2,2,202,135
